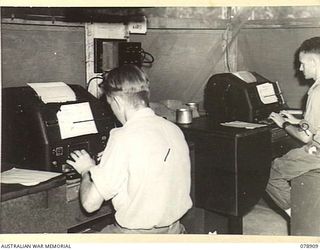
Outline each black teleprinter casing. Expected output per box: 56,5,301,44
204,72,286,123
1,85,115,175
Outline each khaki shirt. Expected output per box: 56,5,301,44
305,79,320,132
304,79,320,154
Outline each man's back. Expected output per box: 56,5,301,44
92,108,192,229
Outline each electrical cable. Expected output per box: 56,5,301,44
86,76,103,90
87,69,112,90
140,49,154,65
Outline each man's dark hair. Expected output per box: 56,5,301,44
299,37,320,54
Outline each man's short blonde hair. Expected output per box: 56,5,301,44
100,64,150,108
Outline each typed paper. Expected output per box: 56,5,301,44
57,102,98,139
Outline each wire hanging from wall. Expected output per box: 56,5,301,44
141,48,154,66
118,42,154,68
87,76,103,90
86,75,103,99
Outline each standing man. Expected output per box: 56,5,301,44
67,64,192,233
267,37,320,216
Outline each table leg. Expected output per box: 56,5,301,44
228,215,243,234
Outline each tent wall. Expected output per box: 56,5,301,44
131,30,228,104
1,23,86,88
2,7,320,110
237,28,320,109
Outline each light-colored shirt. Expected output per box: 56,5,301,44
304,79,320,148
90,108,192,229
305,79,320,132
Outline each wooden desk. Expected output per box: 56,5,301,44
1,173,113,233
180,116,272,234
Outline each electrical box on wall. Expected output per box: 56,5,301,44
94,38,126,73
118,42,142,67
94,41,142,72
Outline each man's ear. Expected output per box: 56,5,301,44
312,54,320,65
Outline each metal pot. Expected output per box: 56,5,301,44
186,102,199,118
176,108,193,124
185,102,199,110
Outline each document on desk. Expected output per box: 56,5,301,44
1,168,62,186
57,102,98,139
27,82,76,103
221,121,267,129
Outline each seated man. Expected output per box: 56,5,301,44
67,64,192,233
267,37,320,216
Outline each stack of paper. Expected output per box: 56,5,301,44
221,121,267,129
27,82,76,103
232,71,257,83
1,168,62,186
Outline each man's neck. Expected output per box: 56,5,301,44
124,106,148,123
313,77,320,84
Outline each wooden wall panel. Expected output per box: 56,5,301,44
237,28,320,109
1,24,86,88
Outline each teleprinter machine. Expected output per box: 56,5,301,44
204,71,287,123
2,83,115,179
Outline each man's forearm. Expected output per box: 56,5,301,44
80,171,93,203
79,171,104,213
284,123,313,144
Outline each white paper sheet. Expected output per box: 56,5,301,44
27,82,76,104
284,109,303,115
1,168,62,186
256,83,278,104
232,71,257,83
221,121,267,129
57,102,98,139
